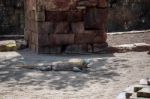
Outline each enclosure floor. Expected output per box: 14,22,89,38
0,50,150,99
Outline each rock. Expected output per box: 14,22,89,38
16,39,28,50
0,40,17,51
117,79,150,99
73,67,82,72
116,92,126,99
124,86,134,98
137,88,150,98
35,66,52,71
110,43,150,53
133,43,150,52
129,93,137,99
140,79,149,85
134,85,150,92
52,59,88,71
68,59,87,68
52,61,73,71
148,50,150,55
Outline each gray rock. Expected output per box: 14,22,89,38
73,67,82,72
116,92,126,99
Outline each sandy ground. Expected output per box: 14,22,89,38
0,49,150,99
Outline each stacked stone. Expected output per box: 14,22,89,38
108,0,150,32
24,0,108,53
117,79,150,99
0,0,24,35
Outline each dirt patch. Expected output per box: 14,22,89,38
0,50,150,99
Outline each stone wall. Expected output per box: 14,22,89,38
108,0,150,32
25,0,108,53
0,0,149,36
0,0,24,35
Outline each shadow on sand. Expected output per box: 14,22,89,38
0,50,130,91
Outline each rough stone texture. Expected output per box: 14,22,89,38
0,40,17,51
24,0,108,53
0,0,150,35
137,88,150,98
0,0,24,35
108,0,150,32
117,79,150,99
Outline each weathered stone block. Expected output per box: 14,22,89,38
54,22,70,34
38,22,54,34
134,85,150,92
24,0,108,53
38,34,49,46
68,10,84,22
0,40,17,51
97,0,108,8
49,34,75,46
35,11,45,22
84,7,108,30
137,88,150,98
74,33,107,44
71,22,94,34
74,33,95,44
45,11,68,22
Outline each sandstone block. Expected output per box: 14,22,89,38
68,10,84,22
71,22,94,34
84,7,108,30
38,22,54,34
137,88,150,98
134,85,150,92
35,11,45,22
0,40,17,51
49,34,75,46
74,33,95,44
54,22,70,34
45,11,68,22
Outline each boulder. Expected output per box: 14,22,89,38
16,39,28,50
0,40,17,51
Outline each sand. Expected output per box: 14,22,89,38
0,49,150,99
